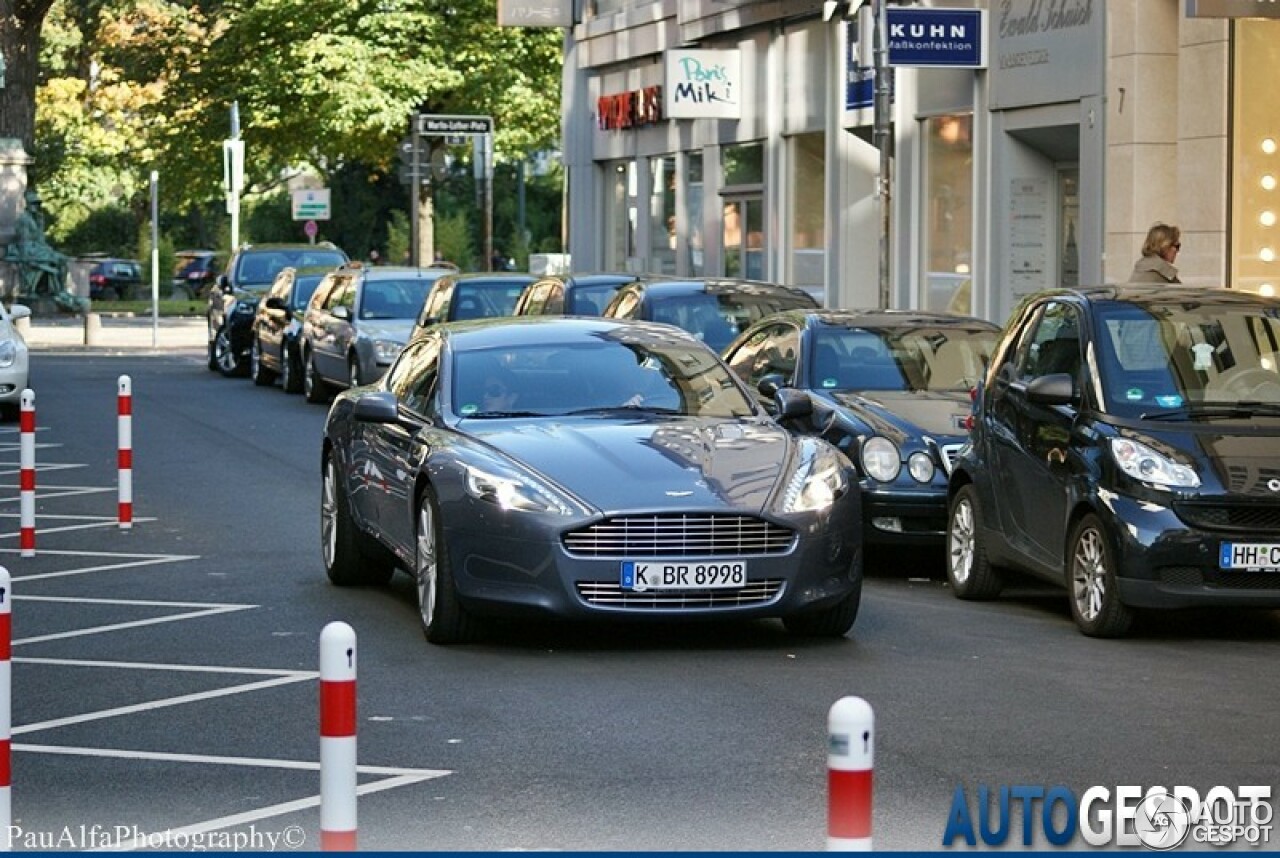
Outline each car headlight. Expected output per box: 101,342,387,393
373,339,403,364
463,462,578,515
0,340,15,368
860,436,900,482
907,451,935,484
1110,438,1199,489
778,441,850,513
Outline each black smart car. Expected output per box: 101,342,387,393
947,285,1280,637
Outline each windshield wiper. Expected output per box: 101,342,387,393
1140,401,1280,420
465,410,545,418
559,405,684,417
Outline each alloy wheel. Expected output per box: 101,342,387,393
214,328,238,374
1071,527,1107,622
321,460,337,570
416,501,437,628
949,496,975,585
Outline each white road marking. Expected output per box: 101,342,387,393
0,518,158,538
13,743,449,777
15,656,312,677
4,555,199,582
14,604,254,646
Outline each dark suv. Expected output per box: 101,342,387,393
207,242,348,376
171,250,222,299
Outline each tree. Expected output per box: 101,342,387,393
0,0,59,156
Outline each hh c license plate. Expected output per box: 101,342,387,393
620,560,746,591
1219,542,1280,571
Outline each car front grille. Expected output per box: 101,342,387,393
939,443,964,474
576,579,785,609
563,514,796,558
1172,502,1280,534
1159,566,1280,590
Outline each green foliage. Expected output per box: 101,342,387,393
434,211,472,270
136,230,176,292
60,205,139,257
386,210,410,266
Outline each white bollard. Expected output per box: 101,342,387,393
0,566,11,847
18,391,34,558
83,312,101,346
117,375,133,530
827,696,874,851
319,622,357,851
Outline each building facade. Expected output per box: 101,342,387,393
561,0,1278,325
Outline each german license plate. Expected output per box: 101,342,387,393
1219,542,1280,571
620,560,747,591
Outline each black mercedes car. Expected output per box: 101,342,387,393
207,242,347,377
321,316,863,644
723,309,999,549
249,265,332,392
947,285,1280,637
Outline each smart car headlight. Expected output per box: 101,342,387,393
373,339,403,364
1110,438,1200,489
778,441,850,513
860,436,901,482
0,340,15,368
463,462,577,515
907,451,935,484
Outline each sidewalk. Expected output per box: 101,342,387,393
18,313,207,352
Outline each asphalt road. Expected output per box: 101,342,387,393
5,351,1279,851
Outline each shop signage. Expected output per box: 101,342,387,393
597,86,663,131
990,0,1102,111
497,0,572,27
886,7,987,68
664,49,741,119
1186,0,1280,16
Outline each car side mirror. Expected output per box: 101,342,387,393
8,304,31,321
757,372,788,398
1026,373,1076,406
774,388,813,420
216,274,230,291
353,391,400,424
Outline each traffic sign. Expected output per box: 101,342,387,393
291,188,331,221
304,219,319,239
418,114,493,137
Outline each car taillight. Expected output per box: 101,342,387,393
963,415,974,431
90,274,106,285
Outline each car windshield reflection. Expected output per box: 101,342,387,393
809,326,997,392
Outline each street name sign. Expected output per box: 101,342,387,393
418,115,494,137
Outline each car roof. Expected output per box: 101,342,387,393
795,308,1003,331
434,315,706,351
444,272,539,287
623,277,818,301
356,266,452,281
1022,284,1280,309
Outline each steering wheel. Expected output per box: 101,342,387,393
1214,367,1280,399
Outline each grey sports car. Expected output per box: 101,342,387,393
321,316,864,644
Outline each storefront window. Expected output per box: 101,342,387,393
687,154,704,276
1231,19,1280,296
722,143,764,186
922,114,974,314
605,161,638,271
649,156,676,274
790,133,825,291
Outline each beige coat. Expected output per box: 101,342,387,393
1128,255,1180,284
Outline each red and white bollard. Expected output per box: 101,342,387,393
117,375,132,530
19,390,35,557
0,566,12,841
827,696,874,851
319,621,357,851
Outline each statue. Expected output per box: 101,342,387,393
2,190,88,313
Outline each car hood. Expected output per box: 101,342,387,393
357,319,415,344
821,389,972,442
465,418,795,513
1118,423,1280,498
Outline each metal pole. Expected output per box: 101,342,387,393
872,0,892,309
410,117,420,267
149,171,159,348
230,103,242,254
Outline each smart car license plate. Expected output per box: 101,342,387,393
620,561,747,591
1219,543,1280,571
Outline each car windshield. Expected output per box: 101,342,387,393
451,340,755,419
360,279,437,320
566,284,624,315
293,275,326,309
236,249,346,287
1093,300,1280,417
649,290,813,351
809,326,998,392
451,282,528,320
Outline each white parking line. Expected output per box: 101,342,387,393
0,517,158,538
2,554,199,582
0,462,86,475
12,596,255,646
0,485,114,502
15,656,309,677
13,743,447,777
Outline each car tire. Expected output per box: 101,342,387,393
303,348,329,404
416,489,476,645
782,587,861,637
946,484,1004,599
213,325,244,378
321,454,394,587
1067,514,1134,638
281,344,303,394
207,319,219,372
251,338,276,386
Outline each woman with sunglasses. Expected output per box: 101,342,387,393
1128,222,1182,284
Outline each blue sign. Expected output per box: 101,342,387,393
845,20,873,111
886,8,986,68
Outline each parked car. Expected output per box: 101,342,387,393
300,264,452,402
0,302,32,421
947,285,1280,637
170,250,222,299
512,272,648,317
602,278,819,352
409,272,537,341
723,308,1000,549
87,258,144,301
249,266,332,392
320,316,863,643
207,242,348,377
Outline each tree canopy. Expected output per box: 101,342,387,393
12,0,563,242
